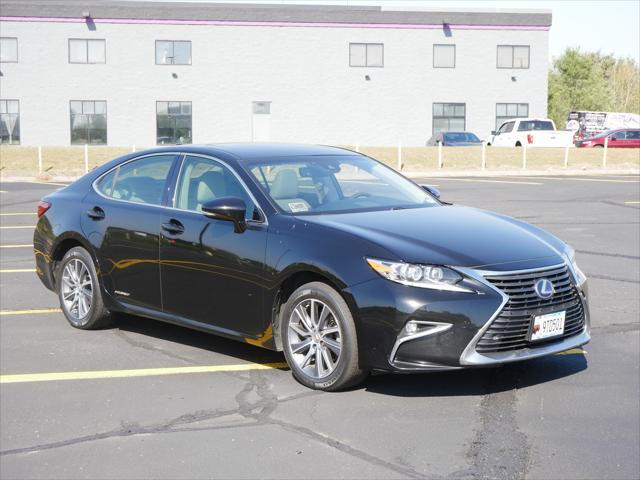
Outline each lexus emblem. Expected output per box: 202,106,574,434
534,278,554,300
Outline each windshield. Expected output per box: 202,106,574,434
246,155,439,215
517,120,554,131
444,132,480,142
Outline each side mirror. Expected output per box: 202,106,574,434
491,130,498,135
609,136,617,141
201,197,247,233
422,185,441,199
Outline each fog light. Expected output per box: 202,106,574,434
405,321,419,334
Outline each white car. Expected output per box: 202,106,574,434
488,118,574,148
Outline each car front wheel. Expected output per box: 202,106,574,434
281,282,366,391
57,246,112,329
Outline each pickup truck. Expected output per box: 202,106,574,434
487,118,574,147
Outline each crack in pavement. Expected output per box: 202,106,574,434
592,322,640,334
235,369,430,480
111,328,202,366
465,365,530,480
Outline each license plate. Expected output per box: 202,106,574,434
530,311,565,341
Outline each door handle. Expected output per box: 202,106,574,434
86,206,105,220
161,220,184,235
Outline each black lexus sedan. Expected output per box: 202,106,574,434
34,144,590,390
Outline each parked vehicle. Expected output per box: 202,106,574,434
488,118,574,147
567,111,640,140
34,144,590,391
427,131,482,146
575,129,640,148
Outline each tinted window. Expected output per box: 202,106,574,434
248,155,437,215
611,130,627,140
443,132,480,142
626,130,640,139
175,155,257,219
70,100,107,144
498,121,515,134
156,101,192,145
517,120,554,131
0,99,20,144
97,155,175,205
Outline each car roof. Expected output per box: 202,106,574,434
179,143,359,160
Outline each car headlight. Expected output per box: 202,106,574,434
366,258,474,293
565,247,587,286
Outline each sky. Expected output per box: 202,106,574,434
143,0,640,61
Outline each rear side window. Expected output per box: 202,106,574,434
517,120,554,131
96,154,175,205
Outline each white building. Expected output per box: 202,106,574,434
0,1,551,147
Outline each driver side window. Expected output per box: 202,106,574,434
174,155,257,220
97,154,175,205
498,121,515,134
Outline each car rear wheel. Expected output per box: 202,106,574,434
57,246,112,329
281,282,366,391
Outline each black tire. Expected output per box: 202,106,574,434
281,281,367,391
594,144,604,148
515,142,522,147
56,246,112,329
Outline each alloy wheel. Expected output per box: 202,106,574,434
61,258,93,325
287,298,342,379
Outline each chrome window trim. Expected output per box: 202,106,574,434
91,151,268,226
457,262,590,366
388,321,453,368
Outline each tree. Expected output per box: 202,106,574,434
547,48,640,128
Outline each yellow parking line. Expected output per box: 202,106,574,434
0,212,35,216
0,190,7,193
625,201,640,205
0,244,33,248
24,181,69,187
437,178,543,186
555,348,587,356
0,225,34,229
0,268,36,273
0,308,61,316
0,362,289,384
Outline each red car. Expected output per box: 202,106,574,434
575,129,640,148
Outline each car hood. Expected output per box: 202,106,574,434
302,205,566,270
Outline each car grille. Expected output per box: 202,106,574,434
476,264,585,353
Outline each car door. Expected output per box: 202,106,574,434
159,154,269,338
620,129,640,148
609,130,627,147
82,153,179,310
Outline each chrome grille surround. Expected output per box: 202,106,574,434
458,262,591,366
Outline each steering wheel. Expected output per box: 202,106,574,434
352,192,372,199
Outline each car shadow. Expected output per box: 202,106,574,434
114,313,286,365
113,313,587,397
363,353,588,397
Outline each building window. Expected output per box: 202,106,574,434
349,43,383,67
0,37,18,63
156,41,192,65
252,101,271,115
497,45,530,69
156,101,192,145
433,44,455,68
496,103,529,129
0,100,20,144
432,103,465,135
68,39,106,64
70,100,107,144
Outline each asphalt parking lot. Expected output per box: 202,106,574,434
1,175,639,480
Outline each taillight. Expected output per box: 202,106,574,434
37,201,51,218
527,134,534,144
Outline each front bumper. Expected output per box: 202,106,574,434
345,261,590,372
